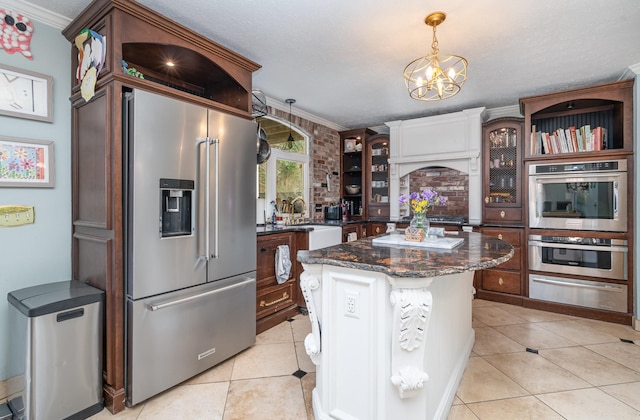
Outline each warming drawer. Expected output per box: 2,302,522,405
529,274,627,313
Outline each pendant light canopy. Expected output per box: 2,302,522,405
403,12,467,101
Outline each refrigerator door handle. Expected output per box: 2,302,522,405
196,137,209,262
146,276,255,311
212,138,220,259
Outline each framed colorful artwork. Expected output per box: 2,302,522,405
0,64,53,122
0,136,55,187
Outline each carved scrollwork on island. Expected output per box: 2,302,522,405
300,271,322,365
389,287,433,398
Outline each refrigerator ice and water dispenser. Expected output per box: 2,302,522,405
160,178,194,238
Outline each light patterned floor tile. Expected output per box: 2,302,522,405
295,341,316,373
186,357,234,384
137,382,229,420
456,357,529,403
535,320,620,345
473,327,525,356
472,306,528,326
89,405,145,420
291,314,312,342
447,404,479,420
537,387,640,419
255,320,294,344
231,342,298,380
472,317,488,328
601,381,640,411
586,341,640,372
492,303,575,323
224,376,308,420
576,317,640,342
467,396,564,419
492,323,578,349
472,299,497,308
483,352,590,394
540,346,640,386
301,372,316,420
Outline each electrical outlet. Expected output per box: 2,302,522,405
345,291,359,318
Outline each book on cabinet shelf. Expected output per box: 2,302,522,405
530,124,607,155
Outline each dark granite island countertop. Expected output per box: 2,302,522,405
296,231,513,278
297,232,513,420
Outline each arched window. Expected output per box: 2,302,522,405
257,116,309,219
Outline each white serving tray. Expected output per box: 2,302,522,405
372,234,464,249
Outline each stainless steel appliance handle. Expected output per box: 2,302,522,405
530,276,624,292
528,240,628,253
613,180,619,218
147,277,255,311
196,138,209,262
212,138,220,259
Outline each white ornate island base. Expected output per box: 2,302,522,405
300,264,475,420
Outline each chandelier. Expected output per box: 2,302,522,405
403,12,467,101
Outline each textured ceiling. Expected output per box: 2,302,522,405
8,0,640,131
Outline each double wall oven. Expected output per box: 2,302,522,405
527,159,630,314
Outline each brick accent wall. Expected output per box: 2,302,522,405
408,167,469,219
267,107,341,221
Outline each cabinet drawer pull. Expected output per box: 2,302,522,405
500,211,505,218
498,234,503,240
498,277,504,286
260,292,290,307
375,227,381,233
377,208,381,215
485,196,489,204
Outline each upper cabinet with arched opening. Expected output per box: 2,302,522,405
63,0,261,118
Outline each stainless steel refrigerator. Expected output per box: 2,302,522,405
123,89,257,406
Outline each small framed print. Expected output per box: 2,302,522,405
0,64,53,122
344,139,357,152
0,136,55,188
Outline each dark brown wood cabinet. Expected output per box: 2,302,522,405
340,128,377,219
256,233,300,334
521,79,634,161
476,227,525,304
63,0,259,413
365,134,390,219
519,80,635,325
342,223,364,242
367,222,388,237
482,117,525,225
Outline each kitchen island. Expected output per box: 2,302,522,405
297,231,513,420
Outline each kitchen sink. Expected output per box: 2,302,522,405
307,225,342,250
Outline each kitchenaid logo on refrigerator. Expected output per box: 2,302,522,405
198,347,216,360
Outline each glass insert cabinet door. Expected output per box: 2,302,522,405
482,117,524,224
488,127,518,205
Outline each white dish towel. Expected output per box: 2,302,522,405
275,244,292,284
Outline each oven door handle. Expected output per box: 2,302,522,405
528,240,628,253
530,276,625,292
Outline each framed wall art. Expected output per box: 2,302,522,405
0,136,55,187
0,64,53,122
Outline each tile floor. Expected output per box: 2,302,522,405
90,299,640,419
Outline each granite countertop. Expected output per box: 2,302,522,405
257,220,362,236
296,231,513,278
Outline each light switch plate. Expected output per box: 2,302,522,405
0,205,35,227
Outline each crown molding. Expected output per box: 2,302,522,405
621,62,640,79
264,95,347,132
0,0,71,29
484,105,522,121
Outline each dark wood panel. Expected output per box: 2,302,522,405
256,282,296,320
257,233,295,288
481,269,521,295
73,87,111,229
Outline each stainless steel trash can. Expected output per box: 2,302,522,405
7,280,104,420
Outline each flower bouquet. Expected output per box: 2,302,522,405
399,189,447,241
